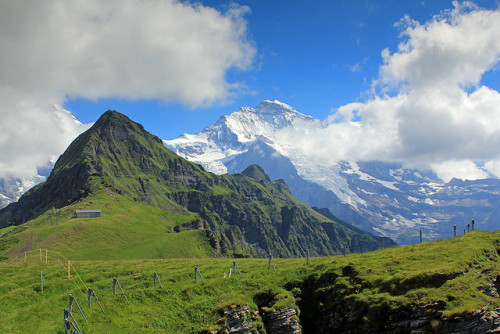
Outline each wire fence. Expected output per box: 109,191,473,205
3,221,479,332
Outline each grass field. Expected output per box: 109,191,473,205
0,230,499,333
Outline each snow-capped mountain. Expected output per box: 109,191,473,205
0,174,48,208
165,100,500,244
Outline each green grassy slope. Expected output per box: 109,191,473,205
0,189,213,261
0,231,498,333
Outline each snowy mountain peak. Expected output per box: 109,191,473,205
254,100,297,113
165,100,500,244
164,101,313,175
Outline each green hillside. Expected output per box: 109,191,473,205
0,231,498,333
0,110,392,258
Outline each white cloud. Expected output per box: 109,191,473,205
278,2,500,182
0,0,255,178
430,160,489,182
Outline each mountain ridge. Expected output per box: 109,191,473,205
0,109,391,258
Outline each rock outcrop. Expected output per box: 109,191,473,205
261,304,301,334
214,303,301,334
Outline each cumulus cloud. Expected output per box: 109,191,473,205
279,2,500,182
0,0,255,178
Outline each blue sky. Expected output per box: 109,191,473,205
1,0,500,180
65,0,499,140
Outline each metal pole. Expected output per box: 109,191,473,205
68,310,82,334
195,266,203,282
90,288,105,314
268,253,275,271
233,260,242,277
114,277,129,304
154,272,163,288
64,309,70,334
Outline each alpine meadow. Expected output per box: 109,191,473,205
2,1,500,333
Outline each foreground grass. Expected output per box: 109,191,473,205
0,231,499,333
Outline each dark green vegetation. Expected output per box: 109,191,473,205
0,110,391,259
0,231,498,333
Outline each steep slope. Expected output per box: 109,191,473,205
0,110,387,258
165,100,500,244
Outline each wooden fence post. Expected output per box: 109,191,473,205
454,225,456,237
306,249,311,265
472,219,475,231
419,230,422,244
467,223,470,233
